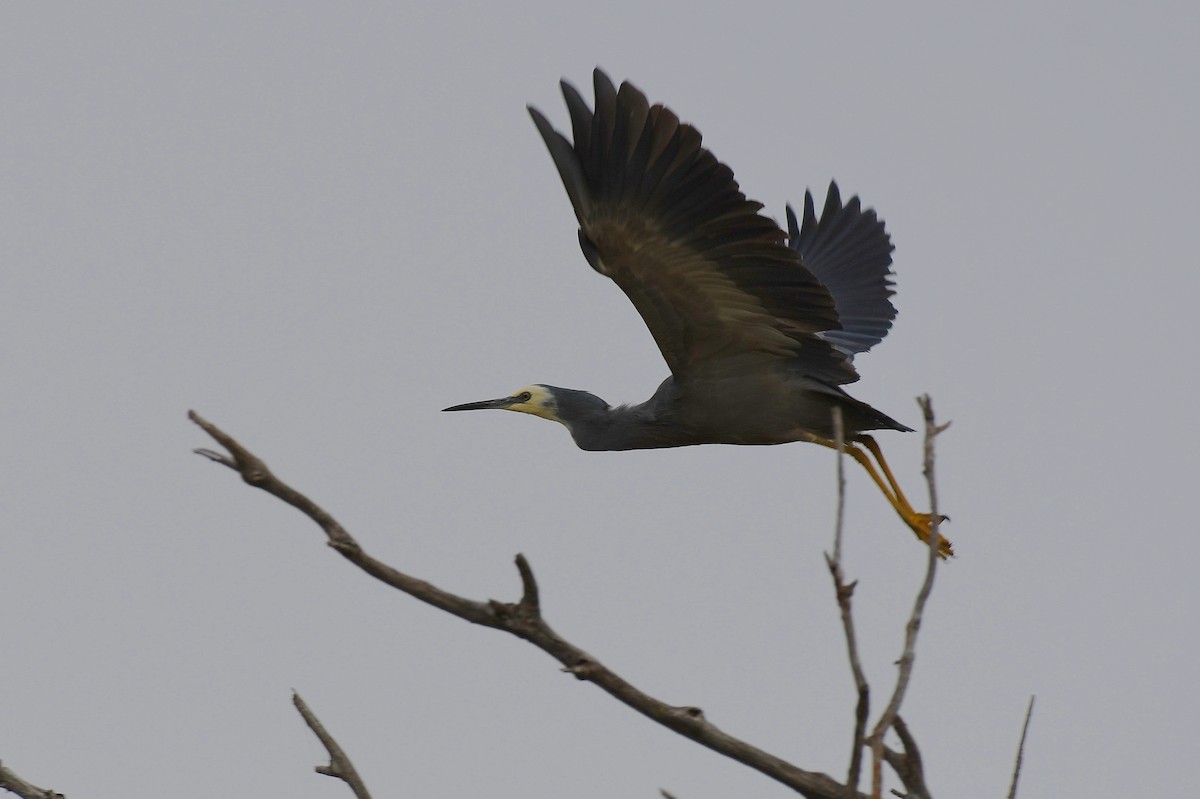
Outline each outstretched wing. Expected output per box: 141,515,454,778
529,69,859,385
787,183,897,356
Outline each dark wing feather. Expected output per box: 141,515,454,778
529,69,858,384
786,183,897,356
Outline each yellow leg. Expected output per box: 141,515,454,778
806,434,954,558
855,434,919,515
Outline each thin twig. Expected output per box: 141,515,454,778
1006,696,1036,799
866,396,945,798
832,407,847,564
825,407,870,797
190,411,868,799
0,762,64,799
515,552,541,616
293,692,374,799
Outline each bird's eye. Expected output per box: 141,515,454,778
519,391,532,402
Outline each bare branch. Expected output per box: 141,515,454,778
189,411,867,799
825,407,870,798
293,692,374,799
1006,696,1036,799
880,715,931,799
515,552,540,616
831,406,848,565
0,762,64,799
866,396,946,798
189,411,359,551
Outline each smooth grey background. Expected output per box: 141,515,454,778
3,2,1196,797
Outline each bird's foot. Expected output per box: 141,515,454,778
904,512,954,559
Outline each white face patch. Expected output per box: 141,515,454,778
507,384,561,422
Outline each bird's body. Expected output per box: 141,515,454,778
445,70,951,556
530,363,908,452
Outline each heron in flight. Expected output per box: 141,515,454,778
445,70,951,557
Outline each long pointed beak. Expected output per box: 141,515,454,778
442,396,520,412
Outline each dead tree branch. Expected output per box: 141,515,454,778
0,762,64,799
188,410,867,799
862,396,945,798
293,692,373,799
1007,696,1035,799
880,715,930,799
824,398,948,799
825,408,871,797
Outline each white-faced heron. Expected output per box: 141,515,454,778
445,70,952,557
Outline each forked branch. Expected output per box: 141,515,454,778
826,397,948,799
188,410,865,799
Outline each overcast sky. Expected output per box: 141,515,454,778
3,3,1197,797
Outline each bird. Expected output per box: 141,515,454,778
444,69,951,557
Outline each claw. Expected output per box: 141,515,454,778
903,512,954,558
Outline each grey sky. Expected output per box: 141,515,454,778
3,2,1197,797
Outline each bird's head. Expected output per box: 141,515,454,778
443,384,564,423
443,384,614,442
